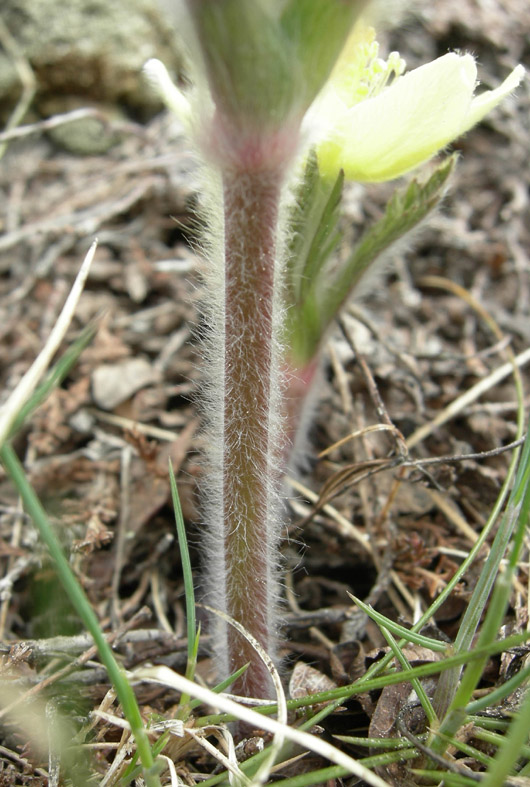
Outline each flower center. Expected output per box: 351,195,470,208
332,26,406,106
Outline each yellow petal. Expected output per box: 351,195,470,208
318,54,524,183
318,53,475,182
462,64,525,133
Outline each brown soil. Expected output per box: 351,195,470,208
0,2,529,784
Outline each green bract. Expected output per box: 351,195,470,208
279,0,368,111
186,0,366,124
183,0,297,130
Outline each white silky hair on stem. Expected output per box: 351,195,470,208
196,159,289,697
193,167,230,672
200,602,287,786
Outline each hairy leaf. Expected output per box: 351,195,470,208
286,155,456,365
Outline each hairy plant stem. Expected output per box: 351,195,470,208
220,167,284,699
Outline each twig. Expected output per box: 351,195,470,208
0,18,36,160
0,607,151,721
404,436,526,468
406,346,530,448
396,708,483,783
0,180,155,255
339,317,408,458
0,743,49,780
307,436,526,515
0,626,186,659
0,108,145,145
0,506,33,639
87,407,186,442
111,445,133,627
0,241,97,448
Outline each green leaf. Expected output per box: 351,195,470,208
286,155,456,366
287,291,324,370
9,320,98,440
284,151,344,361
285,151,344,303
322,154,456,324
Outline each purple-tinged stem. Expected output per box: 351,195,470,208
283,357,321,462
219,167,284,699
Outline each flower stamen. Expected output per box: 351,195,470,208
332,27,406,106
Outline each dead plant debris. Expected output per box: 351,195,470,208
0,1,529,784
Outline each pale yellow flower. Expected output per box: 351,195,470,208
315,32,525,183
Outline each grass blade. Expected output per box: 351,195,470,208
431,426,530,759
135,665,393,787
348,594,448,652
168,458,198,710
468,430,530,787
378,624,437,727
9,320,98,440
0,241,96,448
0,442,161,787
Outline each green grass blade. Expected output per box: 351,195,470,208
9,321,98,440
431,731,493,768
335,735,413,749
0,442,161,787
187,663,250,712
432,426,530,755
470,431,530,787
296,696,347,732
465,659,530,714
121,731,172,786
192,623,530,787
474,727,530,764
358,420,523,697
196,630,530,727
484,709,530,782
268,747,419,787
505,422,530,572
471,718,510,733
267,765,350,787
168,459,198,714
168,460,196,668
378,624,437,726
411,769,477,786
348,594,448,652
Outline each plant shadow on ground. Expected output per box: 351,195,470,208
0,1,529,785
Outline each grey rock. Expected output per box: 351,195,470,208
0,0,182,116
92,357,161,410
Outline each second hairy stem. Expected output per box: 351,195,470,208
222,167,283,699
